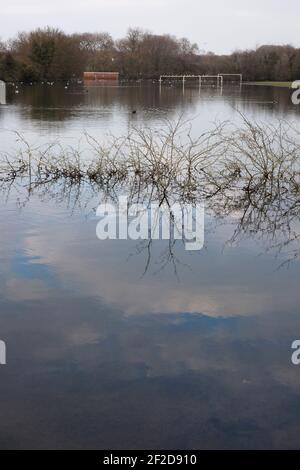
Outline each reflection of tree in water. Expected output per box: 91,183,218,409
1,114,300,273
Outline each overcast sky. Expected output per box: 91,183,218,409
1,0,299,54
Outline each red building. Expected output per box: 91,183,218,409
83,72,119,81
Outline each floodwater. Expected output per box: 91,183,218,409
0,82,300,449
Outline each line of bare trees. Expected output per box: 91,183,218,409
1,27,300,82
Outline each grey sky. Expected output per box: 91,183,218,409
1,0,299,54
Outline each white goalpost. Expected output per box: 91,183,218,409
200,75,223,87
159,75,224,87
217,74,243,85
158,73,242,88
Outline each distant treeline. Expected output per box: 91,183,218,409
0,27,300,82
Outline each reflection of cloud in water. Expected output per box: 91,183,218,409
0,293,300,449
0,188,300,448
1,83,300,449
0,194,299,318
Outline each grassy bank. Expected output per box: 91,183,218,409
245,81,297,88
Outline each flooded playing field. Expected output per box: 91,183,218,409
0,82,300,449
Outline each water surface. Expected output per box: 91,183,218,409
0,83,300,449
